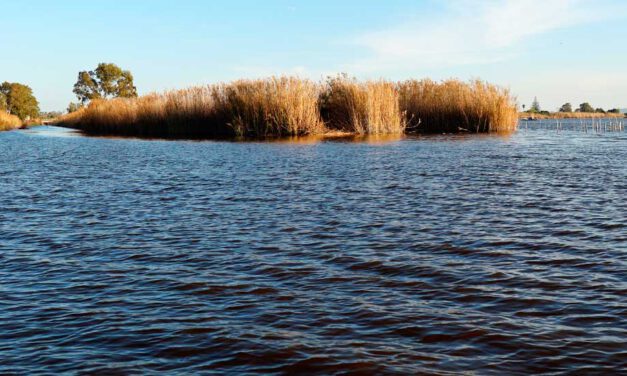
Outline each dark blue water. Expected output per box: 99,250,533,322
1,125,625,374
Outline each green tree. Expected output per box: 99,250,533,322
530,96,541,113
73,63,137,103
0,82,9,110
67,102,83,113
595,107,605,113
0,91,6,111
559,103,573,112
0,82,40,120
579,102,595,113
608,108,620,114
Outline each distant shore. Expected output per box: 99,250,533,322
519,112,625,120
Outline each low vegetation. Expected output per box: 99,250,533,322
57,75,519,138
0,111,22,131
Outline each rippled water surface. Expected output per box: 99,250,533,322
1,125,625,374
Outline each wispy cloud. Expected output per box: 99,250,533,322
350,0,616,73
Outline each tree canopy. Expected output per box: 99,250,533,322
578,102,595,113
559,103,573,113
67,102,83,113
0,82,40,120
73,63,137,103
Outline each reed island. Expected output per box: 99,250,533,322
56,70,518,138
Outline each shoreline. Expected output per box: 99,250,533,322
519,112,625,120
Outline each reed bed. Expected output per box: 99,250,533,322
62,89,226,138
59,77,323,138
0,112,22,131
57,76,518,138
320,76,405,134
398,79,518,133
214,77,324,137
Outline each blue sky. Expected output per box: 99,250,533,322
3,0,626,111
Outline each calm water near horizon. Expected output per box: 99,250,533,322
1,123,625,374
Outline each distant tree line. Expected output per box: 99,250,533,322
558,102,620,114
525,97,621,114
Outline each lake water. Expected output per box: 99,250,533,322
1,124,625,374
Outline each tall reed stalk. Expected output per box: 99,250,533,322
320,75,405,134
0,112,22,131
214,77,324,137
398,79,518,133
59,77,324,138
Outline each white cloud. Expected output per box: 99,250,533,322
350,0,615,72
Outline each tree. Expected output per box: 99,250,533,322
579,102,595,113
0,82,10,111
559,103,573,112
595,108,605,113
0,82,40,120
530,97,541,113
0,90,6,111
608,108,620,114
67,102,83,113
73,63,137,103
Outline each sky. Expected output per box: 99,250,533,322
2,0,626,112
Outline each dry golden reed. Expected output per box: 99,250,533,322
58,89,224,138
320,75,405,134
59,77,324,138
0,112,22,131
398,79,518,133
214,77,324,137
57,76,519,137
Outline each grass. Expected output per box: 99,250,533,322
398,79,518,133
0,112,22,131
57,76,519,138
